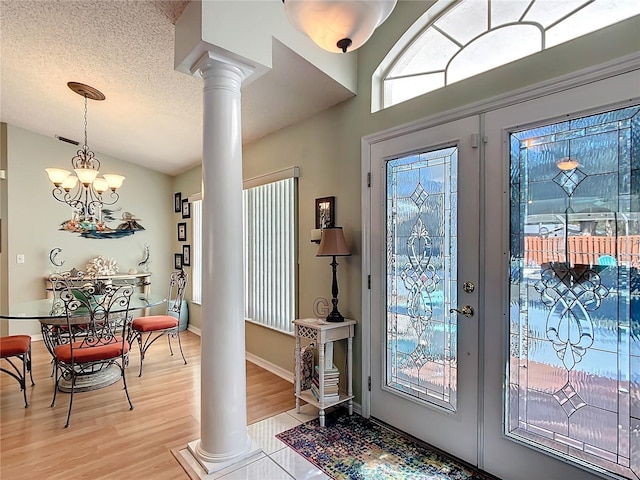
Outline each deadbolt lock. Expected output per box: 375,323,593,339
463,282,475,293
449,305,475,318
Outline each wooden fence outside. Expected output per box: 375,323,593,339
524,235,640,268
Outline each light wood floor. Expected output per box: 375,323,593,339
0,331,296,480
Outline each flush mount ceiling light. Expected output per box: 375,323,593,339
556,157,580,171
283,0,397,53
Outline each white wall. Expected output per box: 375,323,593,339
3,125,174,335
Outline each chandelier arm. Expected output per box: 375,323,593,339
67,187,84,205
99,190,120,206
51,187,71,204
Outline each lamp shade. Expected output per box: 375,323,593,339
74,168,99,186
45,168,71,186
317,227,351,256
92,177,109,194
103,174,125,190
61,175,79,191
284,0,397,53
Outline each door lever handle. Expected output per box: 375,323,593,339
449,305,474,318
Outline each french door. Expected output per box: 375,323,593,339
368,115,481,465
365,68,639,480
481,71,640,480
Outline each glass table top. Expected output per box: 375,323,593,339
0,293,166,320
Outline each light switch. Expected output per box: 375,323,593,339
16,254,25,264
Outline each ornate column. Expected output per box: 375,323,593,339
186,51,259,474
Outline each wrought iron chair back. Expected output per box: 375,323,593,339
166,269,188,316
47,270,135,427
131,269,188,376
43,269,93,372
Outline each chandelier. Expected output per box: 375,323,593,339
283,0,397,53
45,82,125,232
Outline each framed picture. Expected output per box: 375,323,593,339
177,222,187,242
174,253,183,270
315,196,335,229
174,192,182,213
182,244,191,266
181,198,191,219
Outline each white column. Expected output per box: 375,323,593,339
187,51,259,474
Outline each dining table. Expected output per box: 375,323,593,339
0,293,166,392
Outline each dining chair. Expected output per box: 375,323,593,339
131,270,188,376
48,270,135,428
0,335,35,407
44,268,92,377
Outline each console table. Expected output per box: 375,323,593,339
45,272,152,315
293,318,355,427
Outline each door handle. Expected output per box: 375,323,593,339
449,305,474,318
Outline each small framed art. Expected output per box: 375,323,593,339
182,244,191,266
174,253,183,270
181,198,191,219
177,222,187,242
174,192,182,213
315,196,335,229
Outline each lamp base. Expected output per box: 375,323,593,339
326,310,344,323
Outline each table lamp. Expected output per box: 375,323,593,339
317,227,351,322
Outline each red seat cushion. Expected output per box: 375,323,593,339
54,337,129,363
132,315,179,332
0,335,31,357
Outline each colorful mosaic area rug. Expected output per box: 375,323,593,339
276,411,495,480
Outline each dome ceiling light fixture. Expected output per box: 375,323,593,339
283,0,397,53
556,157,580,171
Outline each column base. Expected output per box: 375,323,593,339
186,438,261,475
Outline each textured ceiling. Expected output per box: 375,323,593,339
0,0,354,175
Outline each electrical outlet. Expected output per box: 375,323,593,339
16,254,25,264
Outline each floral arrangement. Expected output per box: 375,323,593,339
85,256,119,276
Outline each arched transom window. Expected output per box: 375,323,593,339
377,0,639,110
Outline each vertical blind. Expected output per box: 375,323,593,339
192,199,202,304
243,177,297,334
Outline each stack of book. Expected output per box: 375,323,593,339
311,364,340,402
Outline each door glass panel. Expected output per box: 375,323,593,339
385,147,458,412
508,105,640,479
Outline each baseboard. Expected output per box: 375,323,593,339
245,352,293,384
184,325,294,384
186,325,201,336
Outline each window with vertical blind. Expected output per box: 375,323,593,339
192,167,299,334
191,199,202,304
243,170,298,334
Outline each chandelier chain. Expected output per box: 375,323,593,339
83,94,88,149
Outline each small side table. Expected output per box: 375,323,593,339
293,318,355,427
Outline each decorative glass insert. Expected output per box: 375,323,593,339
381,0,640,109
385,147,457,411
508,105,640,479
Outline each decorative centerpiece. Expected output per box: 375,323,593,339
85,256,118,276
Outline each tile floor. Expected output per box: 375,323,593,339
176,404,331,479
